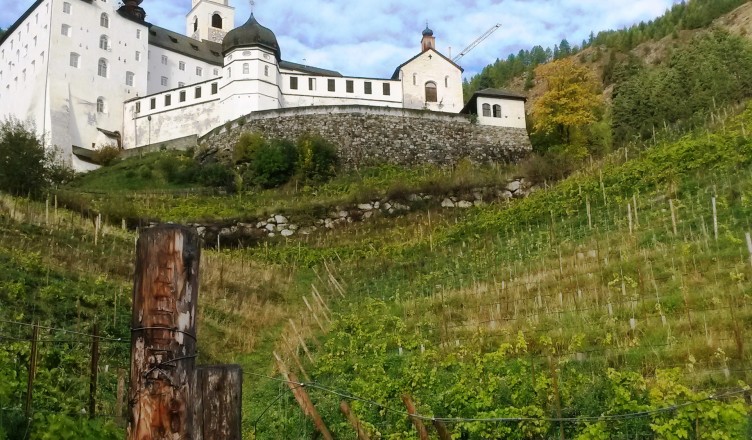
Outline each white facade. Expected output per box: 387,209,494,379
460,89,528,129
0,0,528,171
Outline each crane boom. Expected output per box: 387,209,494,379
452,23,501,63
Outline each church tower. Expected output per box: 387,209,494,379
186,0,235,43
421,25,436,52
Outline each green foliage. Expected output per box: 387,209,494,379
0,118,50,195
249,139,298,189
198,162,235,190
92,144,120,166
233,132,266,164
296,134,339,184
612,30,752,143
31,414,122,440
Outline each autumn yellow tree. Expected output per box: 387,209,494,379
532,58,604,146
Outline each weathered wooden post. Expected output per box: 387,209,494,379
127,225,201,440
192,365,243,440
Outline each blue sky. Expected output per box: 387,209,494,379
2,0,684,79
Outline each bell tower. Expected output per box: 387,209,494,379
421,25,436,52
186,0,235,43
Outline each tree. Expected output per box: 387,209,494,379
0,28,6,39
0,118,73,196
531,58,604,146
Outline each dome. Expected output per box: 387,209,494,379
222,14,281,60
422,26,434,37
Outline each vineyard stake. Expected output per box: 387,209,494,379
24,322,39,418
89,324,100,418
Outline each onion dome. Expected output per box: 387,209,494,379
117,0,146,21
222,14,281,60
422,25,434,37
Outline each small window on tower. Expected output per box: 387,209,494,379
62,2,71,14
264,66,269,77
150,98,156,109
165,94,171,106
96,97,105,113
135,101,141,113
211,83,218,94
126,71,134,86
193,17,198,33
290,76,298,90
179,90,186,102
243,63,249,75
212,14,222,29
100,13,109,28
179,61,185,71
195,86,202,98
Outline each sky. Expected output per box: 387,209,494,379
2,0,684,79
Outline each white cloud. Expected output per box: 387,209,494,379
2,0,685,78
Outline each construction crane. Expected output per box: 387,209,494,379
452,23,501,63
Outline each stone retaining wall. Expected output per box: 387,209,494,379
199,105,532,168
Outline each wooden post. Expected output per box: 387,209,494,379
24,322,39,418
340,401,371,440
401,394,429,440
712,197,718,241
433,419,452,440
116,369,126,422
274,352,333,440
669,199,678,236
192,365,243,440
128,225,201,440
746,233,752,269
89,324,100,418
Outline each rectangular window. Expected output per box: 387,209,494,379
61,24,71,36
136,29,142,39
328,79,335,92
164,94,171,106
160,76,168,86
150,98,156,110
290,76,298,90
135,51,141,61
383,83,391,95
211,83,218,94
69,52,79,68
63,2,71,13
346,80,354,93
308,77,315,91
126,71,134,86
179,90,186,102
179,61,185,71
195,86,202,98
135,101,141,113
196,67,202,76
161,55,167,65
364,81,372,95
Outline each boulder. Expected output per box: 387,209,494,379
441,198,456,208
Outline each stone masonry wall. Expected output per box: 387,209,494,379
199,105,532,168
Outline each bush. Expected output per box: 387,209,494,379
233,132,266,164
137,164,152,179
31,414,122,440
520,150,579,186
250,139,298,188
296,134,339,183
0,118,72,195
199,163,235,190
92,144,120,166
156,154,179,181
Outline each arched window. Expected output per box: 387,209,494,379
96,97,105,113
493,104,502,118
99,35,108,50
97,58,108,77
425,81,437,103
482,103,491,117
243,63,249,74
100,13,109,28
193,17,198,33
211,13,222,29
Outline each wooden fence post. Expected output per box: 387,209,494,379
192,365,243,440
24,323,39,418
89,324,100,418
401,394,429,440
340,401,371,440
433,419,452,440
274,352,333,440
127,225,201,440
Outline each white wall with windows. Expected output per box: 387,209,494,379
279,73,402,109
146,44,220,94
123,78,221,148
219,47,281,123
475,96,527,128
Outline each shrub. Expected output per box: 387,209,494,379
519,150,579,186
137,164,152,179
0,118,49,195
199,163,235,190
250,139,298,188
156,154,179,181
92,144,121,166
233,132,266,164
296,134,339,183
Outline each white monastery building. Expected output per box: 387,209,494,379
0,0,527,171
